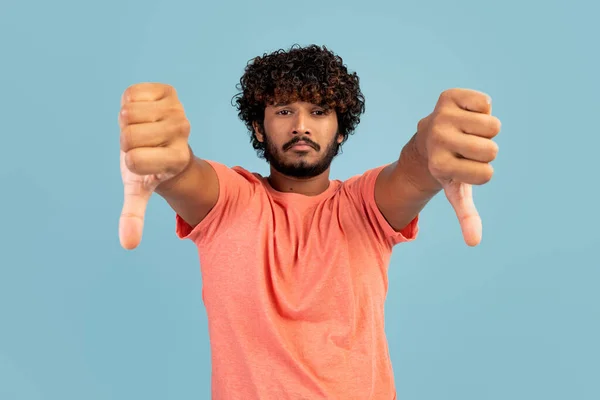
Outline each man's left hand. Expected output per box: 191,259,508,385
416,88,502,246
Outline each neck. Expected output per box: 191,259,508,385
267,167,331,196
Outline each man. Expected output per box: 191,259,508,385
117,45,501,399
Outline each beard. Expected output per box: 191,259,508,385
262,132,340,179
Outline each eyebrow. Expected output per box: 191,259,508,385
272,102,329,109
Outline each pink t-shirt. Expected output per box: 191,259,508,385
176,160,419,399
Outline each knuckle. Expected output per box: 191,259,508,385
483,115,500,134
162,102,186,122
166,84,177,96
157,83,176,99
439,89,454,101
175,118,191,136
177,147,191,168
429,117,444,134
124,82,171,102
156,82,172,93
163,145,189,175
479,164,494,184
429,123,449,145
491,116,502,133
123,84,140,102
120,125,136,151
430,112,444,126
476,91,489,103
488,141,499,160
170,102,185,115
478,115,500,137
124,151,138,173
428,154,449,177
120,103,135,123
433,107,455,126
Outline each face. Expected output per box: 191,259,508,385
254,101,342,178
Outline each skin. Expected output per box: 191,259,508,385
252,101,343,195
118,83,500,250
376,89,500,245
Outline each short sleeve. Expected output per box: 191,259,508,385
175,160,259,245
342,165,419,248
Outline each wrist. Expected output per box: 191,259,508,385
155,145,195,194
399,132,442,194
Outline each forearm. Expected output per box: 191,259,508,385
375,132,441,231
155,150,219,228
398,132,443,195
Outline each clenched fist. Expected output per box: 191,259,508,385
118,83,192,250
416,88,501,246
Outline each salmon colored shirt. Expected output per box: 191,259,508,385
176,160,419,399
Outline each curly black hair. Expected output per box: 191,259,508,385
233,44,366,158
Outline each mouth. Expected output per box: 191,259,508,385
286,140,316,152
290,142,314,151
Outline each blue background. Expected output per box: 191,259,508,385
1,0,598,398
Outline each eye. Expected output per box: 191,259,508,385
276,110,291,116
313,109,327,116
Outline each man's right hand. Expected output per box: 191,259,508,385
118,83,192,250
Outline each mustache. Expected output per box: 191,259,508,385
283,136,320,151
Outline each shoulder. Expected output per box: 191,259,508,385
203,160,264,185
336,164,418,247
339,164,389,197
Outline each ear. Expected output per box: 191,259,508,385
336,133,343,144
253,121,264,143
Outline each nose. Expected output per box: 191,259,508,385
292,110,310,135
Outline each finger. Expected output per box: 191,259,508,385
123,145,189,176
120,120,175,152
119,100,167,127
435,155,494,185
443,182,482,247
446,132,499,163
119,180,154,250
453,108,501,139
439,88,491,114
122,83,172,105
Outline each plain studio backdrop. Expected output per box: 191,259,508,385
1,0,598,399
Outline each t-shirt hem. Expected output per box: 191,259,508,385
366,165,420,246
174,160,233,243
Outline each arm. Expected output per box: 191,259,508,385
374,88,501,246
118,83,221,249
154,150,219,229
374,132,441,232
119,82,258,249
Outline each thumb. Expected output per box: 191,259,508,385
443,182,482,246
119,181,153,250
119,150,156,250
